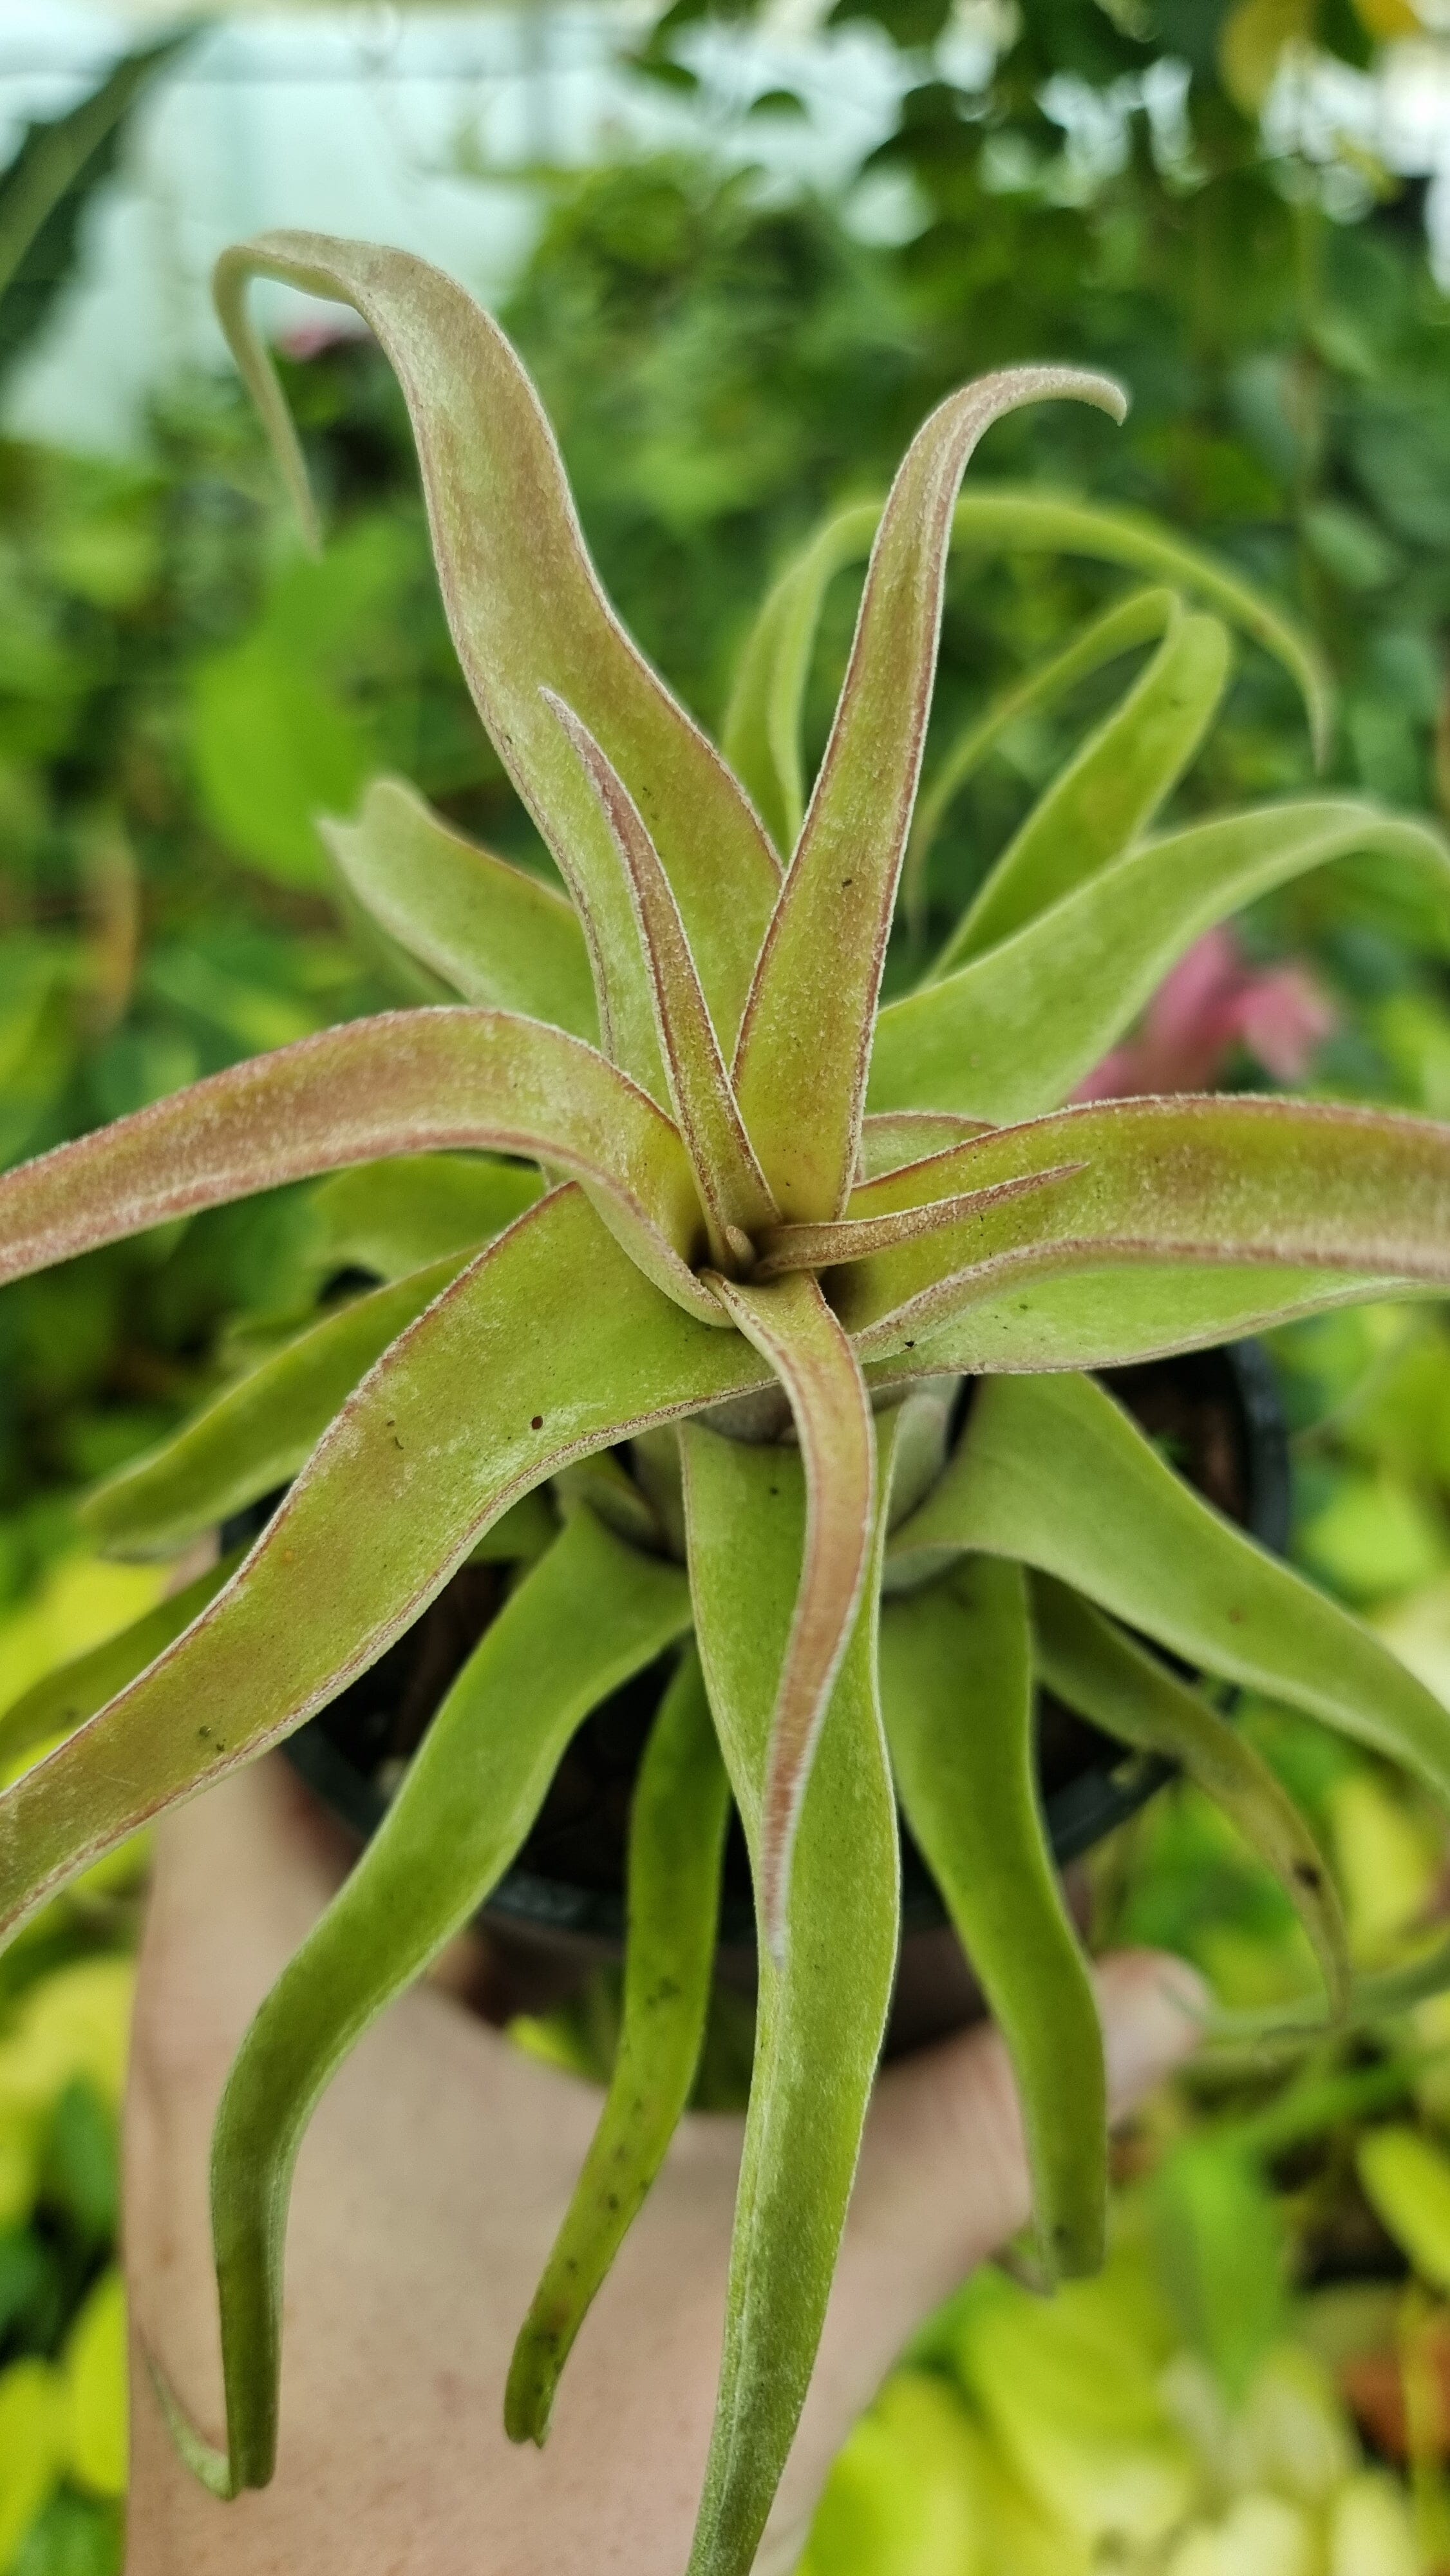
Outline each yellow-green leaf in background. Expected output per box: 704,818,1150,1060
1358,2125,1450,2295
0,2358,65,2567
1327,1774,1441,1960
0,1553,165,1725
800,2372,987,2575
64,2266,127,2498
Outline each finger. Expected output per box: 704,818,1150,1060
758,1948,1205,2563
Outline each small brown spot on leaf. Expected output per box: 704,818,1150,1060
531,1414,544,1430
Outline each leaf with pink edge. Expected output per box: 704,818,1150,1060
833,1096,1450,1358
0,1186,770,1949
545,696,778,1261
704,1269,876,1951
733,365,1125,1225
214,232,779,1074
680,1412,899,2576
0,1007,716,1321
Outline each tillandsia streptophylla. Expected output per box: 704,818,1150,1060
6,231,1450,2576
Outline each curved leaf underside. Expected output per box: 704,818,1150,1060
319,777,598,1041
681,1416,899,2576
733,366,1127,1226
881,1559,1106,2280
0,1187,769,1946
505,1645,730,2448
0,1007,716,1321
215,231,780,1063
192,1508,693,2494
890,1370,1450,1810
1030,1573,1349,2016
872,804,1450,1123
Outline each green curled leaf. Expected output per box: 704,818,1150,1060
901,584,1176,929
948,488,1332,765
181,1508,693,2493
871,802,1450,1124
934,603,1232,972
720,487,1330,872
320,777,598,1041
881,1557,1106,2281
890,1370,1450,1812
82,1255,470,1561
681,1414,900,2576
505,1644,730,2448
1030,1573,1349,2019
0,1552,238,1775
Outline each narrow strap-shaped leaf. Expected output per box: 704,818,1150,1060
319,777,598,1040
949,487,1331,762
720,500,880,857
901,585,1175,928
733,367,1125,1224
889,1370,1450,1810
1210,1931,1450,2050
869,1261,1395,1382
680,1414,899,2576
184,1510,692,2494
1029,1573,1349,2017
935,604,1232,971
505,1645,730,2448
0,1186,770,1947
215,232,779,1064
308,1151,541,1283
858,1108,993,1180
81,1255,469,1560
0,1553,238,1775
880,1559,1106,2279
872,802,1450,1121
834,1095,1450,1358
0,1006,716,1323
545,695,779,1258
753,1163,1084,1281
704,1270,876,1952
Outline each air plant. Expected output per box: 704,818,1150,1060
5,231,1450,2576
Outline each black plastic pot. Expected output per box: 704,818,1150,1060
272,1340,1290,2050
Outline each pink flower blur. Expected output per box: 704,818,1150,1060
1073,926,1336,1101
